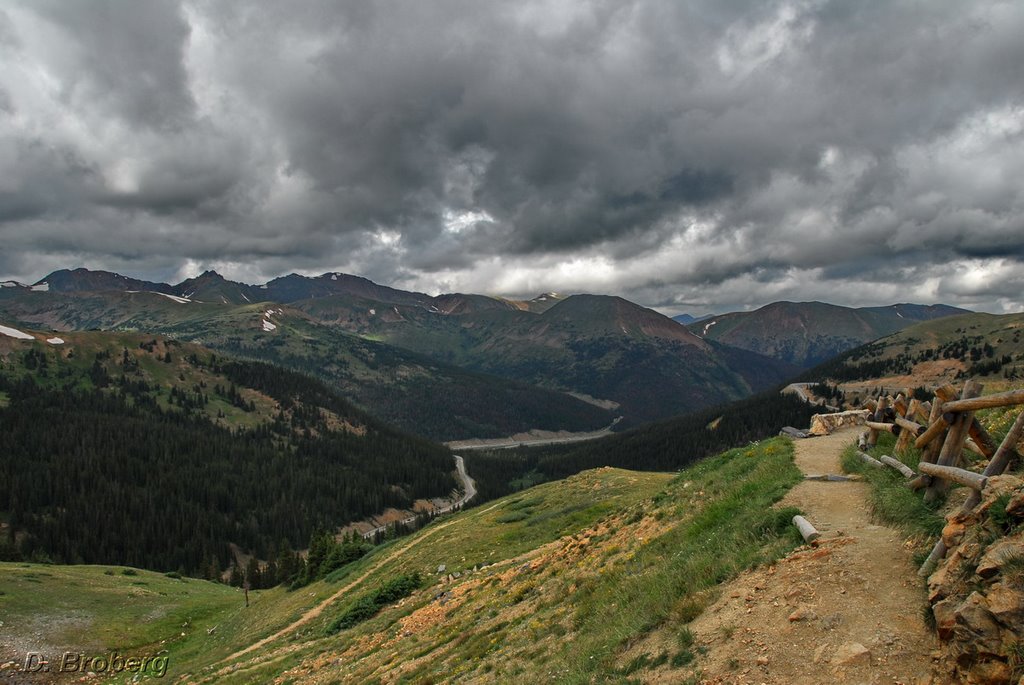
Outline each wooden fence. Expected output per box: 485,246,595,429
843,381,1024,575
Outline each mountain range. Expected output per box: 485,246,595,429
686,300,969,368
0,268,802,433
0,267,971,435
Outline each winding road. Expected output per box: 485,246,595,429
360,454,477,540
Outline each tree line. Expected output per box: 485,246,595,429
462,389,818,500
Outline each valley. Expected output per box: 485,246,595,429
1,267,1020,685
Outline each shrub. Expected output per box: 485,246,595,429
325,572,422,634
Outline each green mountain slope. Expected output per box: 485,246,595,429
0,292,613,440
803,311,1024,384
296,293,800,426
689,301,968,368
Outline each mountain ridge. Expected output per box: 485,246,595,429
688,299,970,367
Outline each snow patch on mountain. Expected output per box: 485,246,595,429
154,292,191,304
0,324,34,340
47,337,65,345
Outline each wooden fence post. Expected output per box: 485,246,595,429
868,396,890,447
924,380,983,504
894,398,921,456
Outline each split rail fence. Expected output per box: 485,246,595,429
790,381,1024,577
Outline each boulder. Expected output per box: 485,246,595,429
953,592,1003,657
984,584,1024,631
808,410,870,436
833,642,871,667
932,598,958,641
942,520,968,549
976,538,1024,580
965,659,1011,685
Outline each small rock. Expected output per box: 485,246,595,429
820,613,843,630
755,656,769,666
968,658,1011,685
812,644,829,664
788,606,817,622
833,642,870,667
437,564,446,574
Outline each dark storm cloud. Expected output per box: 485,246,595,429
1,0,1023,312
28,0,195,128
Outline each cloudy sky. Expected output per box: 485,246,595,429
1,1,1023,315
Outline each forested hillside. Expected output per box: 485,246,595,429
0,331,458,576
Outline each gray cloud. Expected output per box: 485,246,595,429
0,0,1023,314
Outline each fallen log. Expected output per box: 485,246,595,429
879,455,915,479
967,420,998,459
916,386,958,459
855,450,885,469
865,420,899,433
918,539,947,577
918,462,987,491
939,388,1024,414
963,437,987,458
894,416,924,435
867,396,890,447
792,515,820,544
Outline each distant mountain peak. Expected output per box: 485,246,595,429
196,270,225,280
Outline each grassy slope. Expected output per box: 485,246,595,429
0,330,277,429
0,564,240,682
1,437,806,684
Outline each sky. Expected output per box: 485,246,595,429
1,1,1023,316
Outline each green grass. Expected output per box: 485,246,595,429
0,563,241,683
841,432,943,539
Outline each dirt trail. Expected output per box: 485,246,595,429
689,428,946,685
